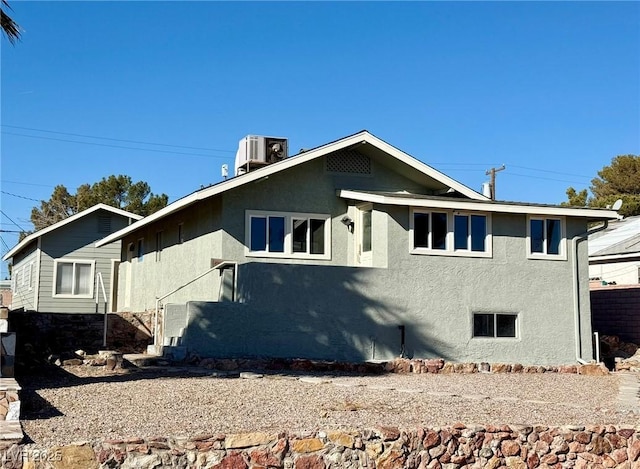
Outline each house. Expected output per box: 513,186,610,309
2,204,142,314
0,280,11,308
589,215,640,286
96,131,618,365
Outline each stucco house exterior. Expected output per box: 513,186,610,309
97,131,618,365
589,215,640,286
2,204,142,314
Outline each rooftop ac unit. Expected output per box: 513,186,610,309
234,135,288,175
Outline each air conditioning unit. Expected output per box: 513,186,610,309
234,135,288,175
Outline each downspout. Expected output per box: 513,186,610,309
572,221,608,364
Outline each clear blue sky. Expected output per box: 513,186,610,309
1,1,639,279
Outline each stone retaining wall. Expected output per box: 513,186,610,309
195,357,612,376
9,311,153,367
0,378,20,423
9,424,640,468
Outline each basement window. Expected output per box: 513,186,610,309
473,313,518,338
246,210,331,260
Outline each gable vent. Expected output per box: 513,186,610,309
326,150,371,174
98,215,112,233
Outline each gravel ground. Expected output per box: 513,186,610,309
19,365,634,447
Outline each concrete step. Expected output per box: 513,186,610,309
0,420,23,446
123,354,168,368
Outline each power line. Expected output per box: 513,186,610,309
431,162,502,167
508,164,592,180
1,191,40,202
2,131,235,160
506,172,590,185
1,180,55,188
0,236,11,254
1,124,236,153
0,210,26,232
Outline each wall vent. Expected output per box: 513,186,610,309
326,150,371,174
98,215,112,233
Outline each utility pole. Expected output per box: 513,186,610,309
485,165,506,200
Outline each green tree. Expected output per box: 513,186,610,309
1,0,20,44
29,175,168,231
562,187,588,207
564,155,640,217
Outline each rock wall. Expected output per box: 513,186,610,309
0,386,19,421
9,424,640,469
8,311,153,367
194,357,611,376
591,285,640,345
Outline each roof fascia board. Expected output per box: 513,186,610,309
96,131,488,247
362,133,488,201
2,203,142,261
589,252,640,262
338,189,619,219
96,133,373,247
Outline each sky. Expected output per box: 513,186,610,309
1,1,639,279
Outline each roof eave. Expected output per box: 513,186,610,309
96,131,486,246
3,204,142,261
337,190,619,219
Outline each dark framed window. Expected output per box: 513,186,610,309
473,313,518,338
412,210,489,255
361,209,372,253
248,211,329,258
155,231,163,262
529,217,563,257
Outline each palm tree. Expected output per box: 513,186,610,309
1,0,20,44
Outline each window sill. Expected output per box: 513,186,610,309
471,336,520,340
410,249,493,259
527,253,567,261
52,294,94,299
246,252,331,261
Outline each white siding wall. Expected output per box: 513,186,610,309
10,243,38,311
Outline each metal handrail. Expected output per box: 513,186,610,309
152,261,237,350
95,272,108,347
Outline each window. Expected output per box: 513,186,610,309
454,214,486,252
473,313,518,338
53,260,94,297
12,269,19,292
355,204,373,266
528,216,565,259
178,223,184,244
411,209,491,257
246,211,331,259
137,239,144,261
155,231,163,262
292,218,325,255
22,262,33,290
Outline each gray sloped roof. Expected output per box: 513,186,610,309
2,204,142,261
589,215,640,257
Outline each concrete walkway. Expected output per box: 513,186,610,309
617,372,640,415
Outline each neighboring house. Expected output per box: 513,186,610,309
97,131,617,365
589,215,640,286
2,204,142,314
0,280,11,308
